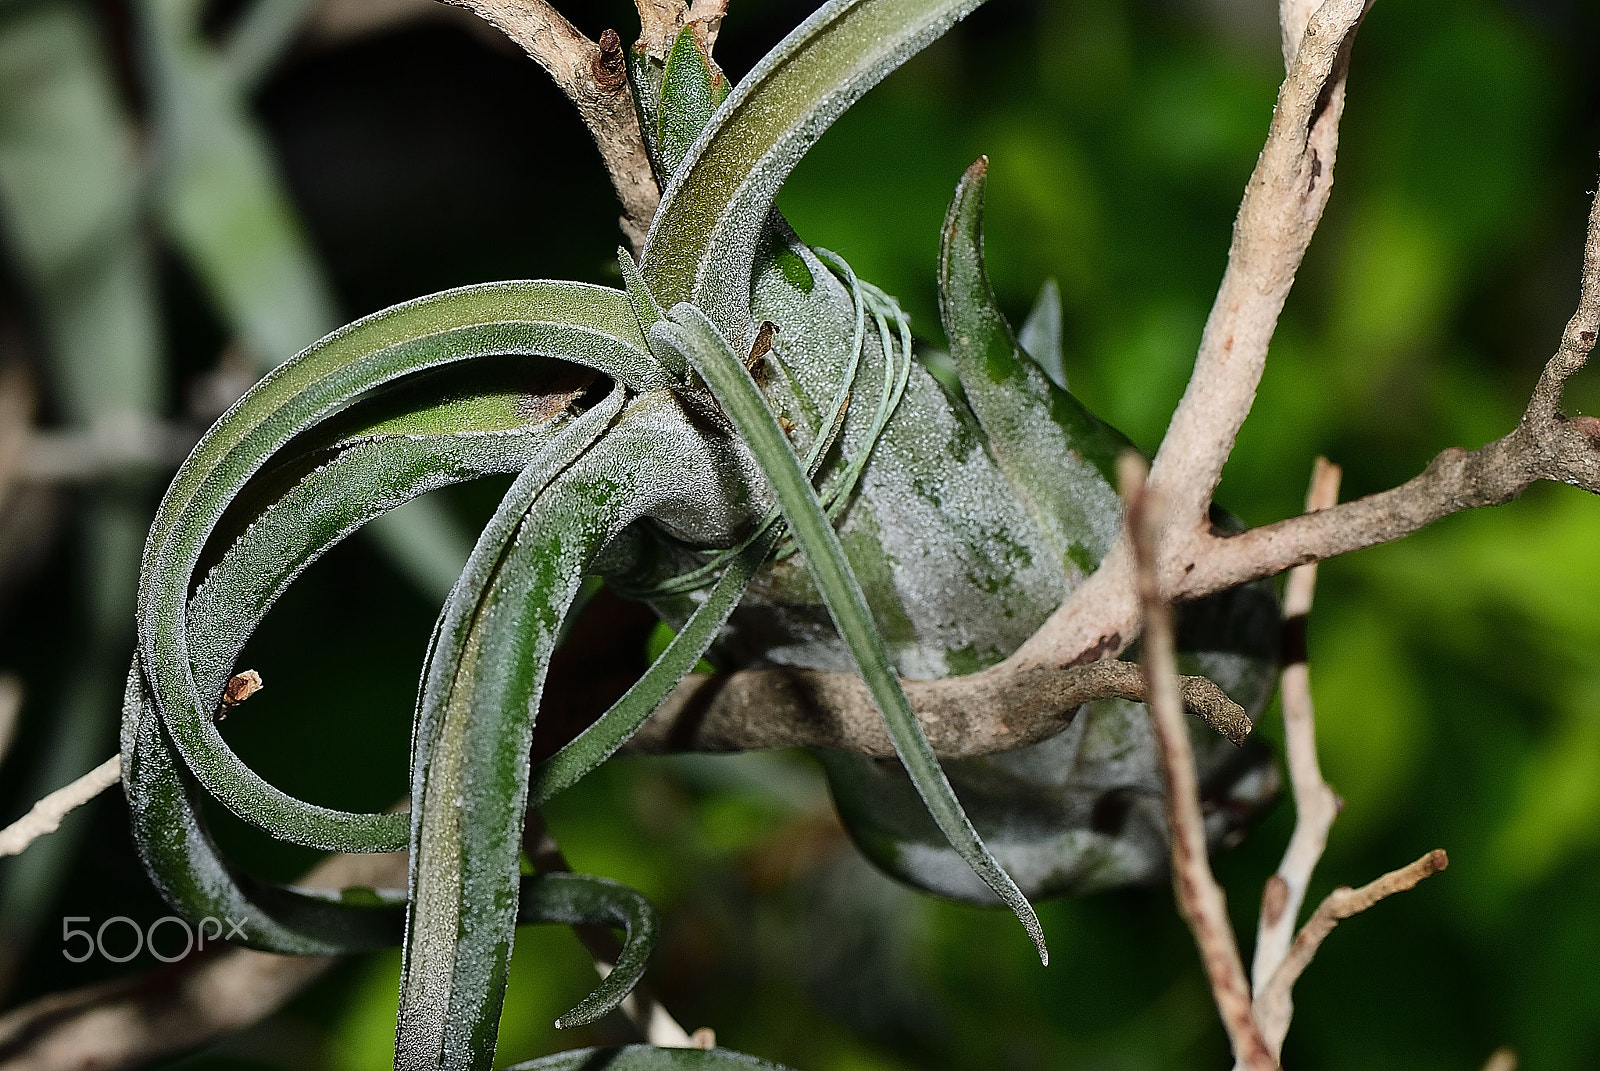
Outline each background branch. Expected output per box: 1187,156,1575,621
1247,458,1342,1010
1252,848,1449,1053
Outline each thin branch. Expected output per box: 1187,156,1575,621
443,1,660,252
1248,461,1341,991
1015,151,1600,688
631,657,1252,758
1245,459,1342,1063
1014,0,1374,671
1172,172,1600,604
1252,848,1449,1049
0,849,406,1071
1122,454,1275,1071
0,757,121,859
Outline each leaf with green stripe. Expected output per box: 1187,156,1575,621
133,281,663,855
649,302,1047,964
641,0,991,349
398,390,762,1070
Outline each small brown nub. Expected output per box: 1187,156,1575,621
217,670,264,721
593,29,626,90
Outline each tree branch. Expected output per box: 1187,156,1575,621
630,657,1252,758
1252,848,1449,1051
1122,454,1275,1071
0,757,121,859
442,1,660,252
0,849,406,1071
1014,0,1374,672
1247,459,1342,1007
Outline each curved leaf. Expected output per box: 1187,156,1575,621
528,873,660,1030
650,303,1047,963
123,388,627,952
398,390,760,1070
938,158,1127,575
641,0,989,349
135,281,661,853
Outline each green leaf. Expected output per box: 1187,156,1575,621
938,158,1128,576
123,387,625,952
398,389,761,1070
657,23,728,179
528,524,778,809
641,0,991,349
650,302,1047,964
135,281,661,854
504,1047,797,1071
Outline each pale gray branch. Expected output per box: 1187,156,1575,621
1015,0,1374,672
1181,175,1600,603
1252,848,1449,1047
631,656,1253,759
0,757,121,859
0,850,406,1071
1122,454,1275,1071
1245,458,1342,1064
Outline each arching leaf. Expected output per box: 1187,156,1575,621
641,0,991,349
135,281,662,854
649,302,1047,964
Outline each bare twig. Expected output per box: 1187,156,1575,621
0,756,121,859
1247,459,1342,1023
1015,152,1600,691
1015,0,1374,671
632,657,1252,758
1122,453,1275,1071
0,850,406,1071
1252,848,1449,1052
443,1,660,252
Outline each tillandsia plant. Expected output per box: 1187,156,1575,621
123,0,1279,1068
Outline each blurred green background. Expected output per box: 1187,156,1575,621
1,0,1598,1068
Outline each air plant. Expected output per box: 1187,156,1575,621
123,1,1277,1068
